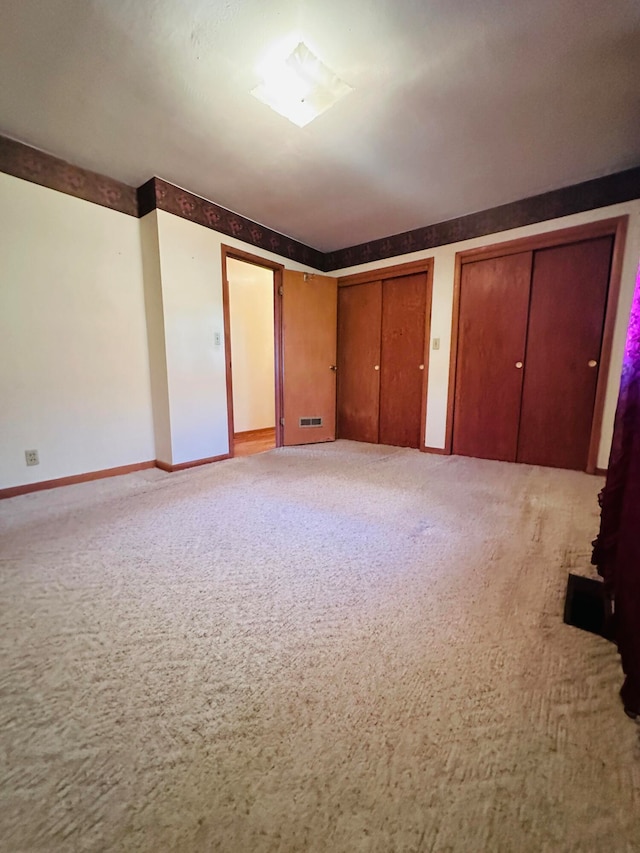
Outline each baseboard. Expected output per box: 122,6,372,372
0,460,156,499
234,427,276,442
155,453,230,473
595,467,608,477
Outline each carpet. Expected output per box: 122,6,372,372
1,441,638,852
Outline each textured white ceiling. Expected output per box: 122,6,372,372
1,0,639,251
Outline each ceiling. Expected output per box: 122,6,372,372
1,0,639,252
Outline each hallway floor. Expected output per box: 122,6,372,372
233,427,276,458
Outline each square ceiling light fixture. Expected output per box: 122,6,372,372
251,42,353,127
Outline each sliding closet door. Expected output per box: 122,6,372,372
517,237,613,469
453,252,532,461
379,273,428,449
337,282,382,442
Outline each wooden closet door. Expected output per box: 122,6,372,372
379,273,428,449
517,236,613,470
453,252,532,461
337,282,382,443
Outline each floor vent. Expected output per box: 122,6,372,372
299,416,323,427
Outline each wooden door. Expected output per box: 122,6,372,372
453,252,532,461
337,282,382,443
517,237,613,469
379,273,428,449
282,270,338,446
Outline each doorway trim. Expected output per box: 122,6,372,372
338,257,434,452
445,215,628,473
221,245,285,456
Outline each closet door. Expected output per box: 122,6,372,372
453,252,532,461
336,281,382,443
517,237,613,470
379,273,428,449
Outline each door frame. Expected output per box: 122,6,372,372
338,257,434,451
221,245,285,456
445,215,628,473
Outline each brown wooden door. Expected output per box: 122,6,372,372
282,271,338,446
453,252,532,461
517,237,613,469
379,273,428,449
337,281,382,443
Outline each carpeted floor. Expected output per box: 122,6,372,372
1,441,639,852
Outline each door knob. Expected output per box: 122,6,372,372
515,361,523,369
419,364,424,370
588,359,598,368
374,365,380,371
329,365,337,371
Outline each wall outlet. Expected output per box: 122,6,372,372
25,449,39,466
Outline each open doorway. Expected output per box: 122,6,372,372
221,246,284,458
228,257,275,456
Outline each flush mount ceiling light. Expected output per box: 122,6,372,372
251,42,353,127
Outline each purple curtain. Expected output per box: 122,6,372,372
592,263,640,718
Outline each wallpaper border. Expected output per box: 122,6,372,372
1,134,638,272
139,177,325,269
323,167,640,270
0,136,138,216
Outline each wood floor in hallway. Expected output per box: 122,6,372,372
233,427,276,457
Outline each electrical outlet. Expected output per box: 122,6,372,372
432,337,440,350
25,449,39,466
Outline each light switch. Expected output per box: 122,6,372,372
432,337,440,350
214,332,222,346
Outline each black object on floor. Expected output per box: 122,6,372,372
564,573,613,639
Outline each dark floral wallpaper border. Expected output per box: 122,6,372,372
2,134,639,272
0,136,138,216
141,177,325,269
323,167,640,271
0,135,323,268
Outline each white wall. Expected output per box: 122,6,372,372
146,208,320,466
140,212,172,464
0,172,155,489
227,258,275,434
332,201,640,470
3,168,637,487
151,210,230,465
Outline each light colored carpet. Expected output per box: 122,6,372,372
1,441,639,852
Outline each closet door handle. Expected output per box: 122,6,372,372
588,359,598,368
419,364,424,370
515,361,523,369
374,365,380,371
